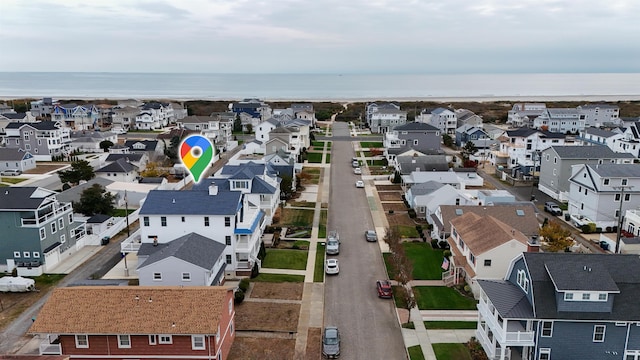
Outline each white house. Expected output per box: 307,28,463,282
567,163,640,230
95,158,139,182
405,181,462,220
0,148,36,172
577,104,621,127
416,108,457,135
507,103,547,128
610,121,640,158
532,108,584,134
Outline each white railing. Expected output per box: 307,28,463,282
120,229,142,253
478,300,535,346
22,203,72,226
39,339,62,355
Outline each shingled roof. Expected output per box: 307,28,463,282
29,286,231,335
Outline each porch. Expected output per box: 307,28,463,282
38,334,62,355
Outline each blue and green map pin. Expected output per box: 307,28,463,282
179,135,213,183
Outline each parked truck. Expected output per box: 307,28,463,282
0,276,36,292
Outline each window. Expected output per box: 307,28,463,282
541,321,553,337
517,269,529,293
225,217,231,227
582,293,591,300
68,213,73,223
484,259,492,267
161,216,167,227
564,292,574,300
149,335,157,345
23,251,30,258
33,252,40,258
204,217,210,226
143,216,149,226
118,334,131,348
622,179,628,186
192,335,206,350
51,222,57,234
75,334,89,348
39,228,46,240
159,335,172,344
59,218,64,229
593,325,606,342
539,348,550,360
226,255,232,264
182,272,191,281
14,251,20,258
616,194,621,201
468,252,476,265
625,194,631,202
226,236,232,245
182,216,185,222
153,272,162,281
604,178,610,185
599,293,608,301
60,234,66,244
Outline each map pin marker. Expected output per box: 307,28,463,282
179,135,214,183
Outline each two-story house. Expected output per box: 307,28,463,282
507,103,547,128
137,232,227,286
135,183,266,278
291,103,316,126
577,104,621,127
383,122,441,166
538,146,634,202
533,108,584,134
405,181,462,220
567,163,640,230
446,212,535,296
255,118,280,143
366,102,400,128
369,108,408,134
30,286,235,359
0,187,85,274
577,127,623,149
0,148,36,173
123,140,164,161
476,252,640,360
30,98,59,118
416,108,457,135
111,105,139,131
51,104,100,130
610,121,640,158
230,99,272,121
456,109,483,128
455,125,490,147
4,121,71,161
268,126,302,158
395,155,449,175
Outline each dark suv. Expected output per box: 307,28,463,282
544,201,562,216
376,280,393,299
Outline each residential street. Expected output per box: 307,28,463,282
323,122,406,359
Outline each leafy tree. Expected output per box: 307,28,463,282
539,220,573,252
139,162,168,178
461,141,478,161
233,114,242,133
73,184,116,216
246,123,253,134
442,134,454,147
99,140,114,152
164,136,181,161
13,102,28,113
58,160,95,185
392,171,402,184
279,174,294,199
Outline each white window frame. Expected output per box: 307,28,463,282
13,251,20,258
192,335,206,350
23,251,30,258
33,252,40,258
153,272,162,281
59,218,64,229
60,234,66,244
229,299,233,315
39,228,46,240
159,334,172,344
182,272,191,281
539,348,551,360
68,213,73,223
517,269,529,293
51,222,57,234
118,334,131,348
75,334,89,348
541,321,553,337
149,334,157,345
593,325,606,342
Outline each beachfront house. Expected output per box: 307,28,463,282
51,104,100,131
610,121,640,158
577,104,621,127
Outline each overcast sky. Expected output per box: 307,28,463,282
1,0,639,74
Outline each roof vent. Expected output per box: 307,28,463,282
583,265,587,271
148,297,153,303
172,198,176,204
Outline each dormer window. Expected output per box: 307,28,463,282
603,178,609,185
233,180,249,189
516,269,529,293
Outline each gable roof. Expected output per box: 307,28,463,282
0,148,33,161
123,140,158,151
139,189,241,216
583,127,618,138
394,122,439,132
137,232,226,270
439,204,539,237
0,187,57,211
477,279,534,318
589,163,640,178
180,115,210,123
407,180,445,196
96,158,137,173
550,145,633,159
29,286,231,335
450,213,529,255
105,153,144,163
5,121,60,131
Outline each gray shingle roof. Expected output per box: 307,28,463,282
139,190,240,216
477,280,534,319
551,145,634,159
96,158,137,173
545,261,619,292
123,140,158,151
105,154,144,163
397,155,449,174
137,232,226,270
583,127,618,138
6,121,60,130
589,163,640,178
0,187,56,210
394,122,440,132
407,181,445,196
0,148,32,161
251,177,276,194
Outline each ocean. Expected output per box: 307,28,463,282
0,72,639,101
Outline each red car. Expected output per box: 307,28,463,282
376,280,393,298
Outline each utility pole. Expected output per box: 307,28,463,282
614,185,633,254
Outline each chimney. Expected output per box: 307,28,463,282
527,236,541,253
209,182,218,196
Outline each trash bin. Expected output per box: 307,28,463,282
600,241,610,251
101,236,110,246
564,213,571,221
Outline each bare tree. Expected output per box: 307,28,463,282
384,226,416,323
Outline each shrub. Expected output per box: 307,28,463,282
582,223,597,234
11,267,18,277
606,226,612,233
239,278,250,292
415,225,423,232
466,337,489,360
427,223,433,230
431,239,439,249
443,250,452,258
234,289,245,304
596,227,603,233
408,209,417,218
438,240,450,249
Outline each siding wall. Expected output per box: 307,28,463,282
536,321,626,359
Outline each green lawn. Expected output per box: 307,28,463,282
404,242,446,280
325,154,331,163
392,285,407,308
413,286,477,310
292,240,310,249
314,243,325,282
112,208,136,217
280,208,315,227
1,177,28,184
397,225,420,238
311,141,325,148
307,152,323,163
360,141,383,148
319,210,328,238
424,321,477,329
433,343,472,360
371,159,388,166
326,141,332,149
252,273,305,282
289,202,316,208
262,249,308,270
408,345,426,360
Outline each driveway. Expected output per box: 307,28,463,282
323,121,406,359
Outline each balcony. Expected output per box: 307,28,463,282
120,229,142,253
21,203,72,227
478,300,535,346
39,335,62,355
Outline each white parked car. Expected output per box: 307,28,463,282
325,259,340,275
1,169,22,176
354,167,362,175
355,180,364,188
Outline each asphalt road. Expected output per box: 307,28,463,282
323,122,406,359
0,224,138,354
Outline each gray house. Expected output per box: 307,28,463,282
477,252,640,360
0,187,85,274
396,155,449,175
137,232,227,286
384,122,442,165
538,145,634,202
4,121,71,161
0,148,36,172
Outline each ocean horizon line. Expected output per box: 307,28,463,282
1,71,640,76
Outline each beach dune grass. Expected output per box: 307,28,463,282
262,249,308,270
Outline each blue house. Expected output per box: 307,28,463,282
477,252,640,360
455,124,490,147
